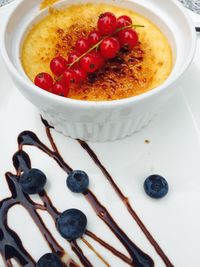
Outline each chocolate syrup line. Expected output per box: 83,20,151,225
39,191,60,220
14,150,87,267
0,128,85,265
0,148,81,266
12,123,170,267
84,190,154,267
78,140,174,267
39,190,92,267
22,126,154,267
39,191,92,267
40,127,132,266
0,174,36,267
39,191,108,267
12,151,65,257
44,120,60,155
40,180,132,266
7,259,13,267
71,241,93,267
6,173,63,258
85,230,132,265
18,131,72,174
81,237,110,267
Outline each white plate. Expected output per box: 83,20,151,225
1,2,200,267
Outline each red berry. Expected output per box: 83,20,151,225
118,29,138,50
116,15,132,28
73,67,87,83
50,56,68,76
100,37,120,59
34,72,53,91
63,69,77,85
75,37,90,54
90,51,105,69
52,81,69,97
97,12,117,35
80,53,99,73
68,51,81,67
88,30,101,46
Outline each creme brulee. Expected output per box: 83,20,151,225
21,3,172,101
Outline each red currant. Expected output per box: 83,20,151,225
68,51,81,67
90,51,105,69
80,53,99,73
88,30,101,46
73,67,87,83
63,69,77,85
118,29,138,50
52,81,69,97
116,15,132,28
75,37,90,54
50,56,68,76
34,73,53,91
97,12,117,35
100,37,120,59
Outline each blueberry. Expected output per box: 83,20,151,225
67,170,89,193
144,175,169,199
19,168,47,194
36,253,63,267
57,209,87,241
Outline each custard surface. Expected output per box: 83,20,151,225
21,3,172,101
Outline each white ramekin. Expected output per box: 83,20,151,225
1,0,196,142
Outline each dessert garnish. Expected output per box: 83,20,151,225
36,253,63,267
0,119,174,267
50,56,68,76
34,12,143,97
34,73,54,91
56,209,87,241
19,168,47,194
67,170,89,193
144,175,169,199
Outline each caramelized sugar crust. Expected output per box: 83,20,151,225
22,4,172,101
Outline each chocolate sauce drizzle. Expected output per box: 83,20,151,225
81,237,110,267
0,118,174,267
85,230,132,265
0,152,83,265
84,190,153,267
78,140,174,267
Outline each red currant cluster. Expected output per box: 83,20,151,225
34,12,141,97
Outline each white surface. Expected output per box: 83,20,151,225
0,0,196,141
1,2,200,267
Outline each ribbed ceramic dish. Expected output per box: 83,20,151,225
1,0,196,141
